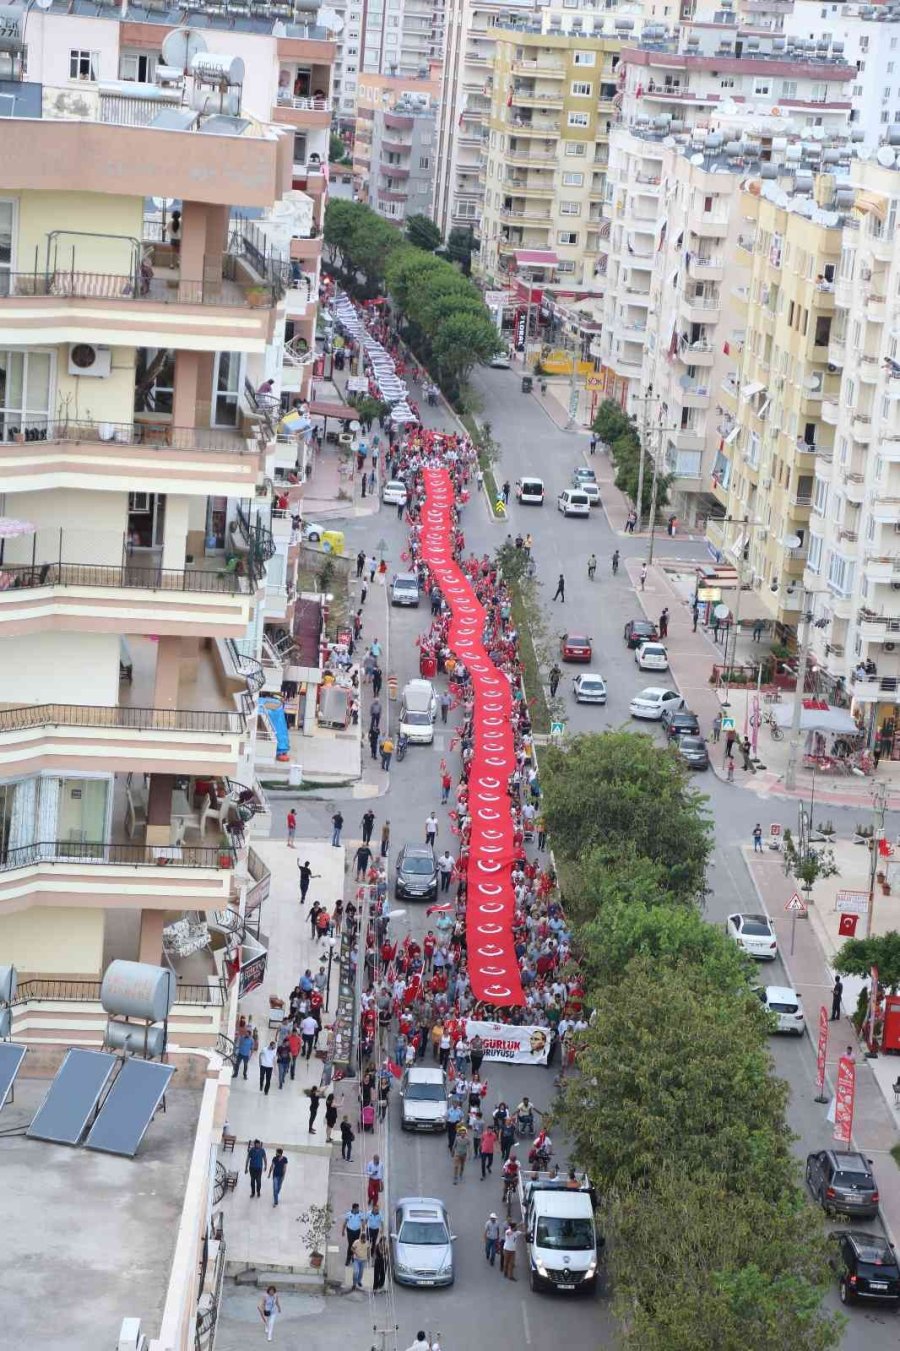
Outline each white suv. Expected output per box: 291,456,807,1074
759,985,805,1035
726,912,778,960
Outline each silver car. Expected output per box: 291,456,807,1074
390,1197,456,1287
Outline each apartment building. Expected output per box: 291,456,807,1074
332,0,443,123
710,172,843,638
479,25,620,287
366,95,438,220
352,63,442,192
786,0,900,145
0,3,332,1344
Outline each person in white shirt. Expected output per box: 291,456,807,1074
300,1013,318,1060
406,1336,431,1351
258,1040,276,1095
437,850,455,893
425,812,439,846
502,1221,521,1280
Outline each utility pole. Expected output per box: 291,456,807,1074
646,420,679,564
865,781,889,939
564,334,580,430
783,591,823,791
634,387,656,535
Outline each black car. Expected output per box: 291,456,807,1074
830,1231,900,1305
395,845,438,902
661,708,700,741
806,1150,880,1220
624,619,659,649
677,735,710,770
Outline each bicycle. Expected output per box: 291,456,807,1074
502,1174,518,1218
762,710,783,740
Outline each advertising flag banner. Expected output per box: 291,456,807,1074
464,1020,551,1065
816,1006,829,1098
833,1055,856,1144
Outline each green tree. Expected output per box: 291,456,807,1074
405,213,442,252
833,930,900,992
575,893,748,989
431,310,500,387
324,198,361,270
445,225,475,275
592,398,633,443
609,1168,842,1351
329,132,349,162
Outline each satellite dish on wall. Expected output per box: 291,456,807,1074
877,145,896,167
161,27,208,73
34,0,53,10
783,534,802,550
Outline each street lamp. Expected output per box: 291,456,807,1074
324,934,337,1012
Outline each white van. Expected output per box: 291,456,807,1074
557,489,591,518
515,476,545,505
518,1173,600,1294
399,679,437,744
399,1065,448,1131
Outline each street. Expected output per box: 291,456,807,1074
279,364,899,1350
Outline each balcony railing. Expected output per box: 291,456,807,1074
275,94,332,112
0,841,236,872
0,419,258,454
233,504,276,564
0,562,253,594
0,271,279,309
12,977,227,1005
0,704,246,735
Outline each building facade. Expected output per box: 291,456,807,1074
353,66,442,205
366,95,438,220
786,0,900,146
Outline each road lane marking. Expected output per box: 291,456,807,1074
521,1301,533,1345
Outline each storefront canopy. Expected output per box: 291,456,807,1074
772,702,858,733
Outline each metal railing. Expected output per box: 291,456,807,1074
13,976,227,1005
0,703,245,735
275,93,331,111
0,270,278,309
0,561,253,595
225,640,266,694
234,503,277,564
0,841,236,872
858,610,900,630
215,1031,236,1063
0,419,259,454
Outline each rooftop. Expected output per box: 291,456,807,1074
6,0,334,39
0,1072,204,1350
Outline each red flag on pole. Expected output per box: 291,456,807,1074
838,913,858,937
386,1060,404,1079
833,1055,856,1144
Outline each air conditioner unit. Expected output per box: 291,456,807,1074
762,475,773,488
68,344,112,378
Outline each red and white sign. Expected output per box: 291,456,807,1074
838,913,859,938
785,891,807,915
420,468,523,1007
769,823,782,838
835,890,868,916
833,1054,856,1144
816,1005,829,1098
465,1020,551,1065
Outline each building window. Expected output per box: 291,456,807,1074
827,551,855,597
556,259,576,272
565,142,587,156
120,53,156,82
573,50,596,66
813,477,828,516
0,201,12,293
213,352,242,428
753,77,770,96
570,81,592,97
780,80,797,99
69,50,99,81
419,156,430,169
562,171,584,186
559,201,581,216
0,348,53,438
807,532,823,574
567,112,589,128
557,230,579,245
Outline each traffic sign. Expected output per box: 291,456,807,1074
785,892,808,915
550,720,566,739
721,716,736,732
585,375,603,390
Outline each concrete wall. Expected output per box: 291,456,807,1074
3,486,128,565
0,904,105,976
14,189,145,276
0,630,120,704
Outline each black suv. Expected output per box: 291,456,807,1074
661,708,700,741
624,619,658,649
806,1150,880,1219
830,1231,900,1305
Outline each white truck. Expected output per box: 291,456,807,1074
517,1171,601,1294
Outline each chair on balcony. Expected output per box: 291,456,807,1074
200,795,234,837
125,787,147,840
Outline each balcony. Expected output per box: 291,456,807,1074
827,332,845,368
681,382,710,407
679,294,720,326
510,60,565,79
0,267,278,354
866,292,887,324
857,609,900,644
821,399,840,426
673,429,705,453
506,179,556,198
0,703,246,779
852,415,873,444
842,472,865,505
872,496,900,523
677,340,715,367
0,418,264,496
880,438,900,464
687,212,729,240
864,556,900,584
8,976,228,1051
850,672,900,703
811,282,835,312
505,119,559,138
509,89,564,109
499,207,552,224
273,93,333,131
688,255,724,282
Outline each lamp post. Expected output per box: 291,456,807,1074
783,590,829,791
865,781,889,940
324,934,337,1012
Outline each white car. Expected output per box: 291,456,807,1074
573,672,607,704
635,642,669,671
726,912,778,960
759,985,805,1035
629,687,683,720
488,353,512,369
557,489,591,517
382,479,408,506
301,519,325,543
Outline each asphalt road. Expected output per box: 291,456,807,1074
282,366,899,1350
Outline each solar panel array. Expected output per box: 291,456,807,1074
85,1059,174,1157
23,1049,174,1156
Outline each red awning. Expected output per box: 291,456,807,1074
514,250,558,267
308,399,357,421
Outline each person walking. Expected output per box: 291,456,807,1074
446,1099,463,1150
548,664,561,698
692,599,699,632
342,1202,363,1264
366,1154,384,1208
307,1083,322,1134
659,607,669,639
437,849,455,892
711,711,722,744
484,1213,501,1266
350,1232,369,1290
354,842,372,881
439,690,451,724
752,619,765,643
300,1011,318,1060
372,666,383,697
501,1222,520,1279
331,811,344,847
724,729,737,761
361,809,375,845
258,1286,281,1342
587,553,597,580
741,735,752,772
368,724,379,760
355,549,366,580
589,431,598,455
372,1234,387,1292
502,480,511,505
480,1124,497,1178
340,1115,355,1161
365,1202,383,1249
246,1138,267,1198
325,1092,339,1142
726,756,735,783
286,808,297,847
611,550,619,575
369,697,382,733
268,1148,288,1206
752,823,763,853
276,1039,291,1089
552,573,565,603
297,860,318,906
287,1027,302,1078
441,768,453,804
639,563,648,591
536,813,547,851
380,734,394,770
425,811,439,847
233,1026,253,1079
360,578,368,607
258,1040,276,1095
452,1123,469,1183
380,820,390,857
831,976,844,1022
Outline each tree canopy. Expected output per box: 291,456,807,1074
591,398,672,514
405,213,442,252
834,930,900,992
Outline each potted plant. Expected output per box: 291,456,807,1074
817,820,836,839
854,823,874,844
296,1201,334,1269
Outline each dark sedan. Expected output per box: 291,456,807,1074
395,845,438,902
829,1231,900,1305
677,735,710,770
661,709,700,741
624,619,659,649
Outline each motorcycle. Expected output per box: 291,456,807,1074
396,732,409,762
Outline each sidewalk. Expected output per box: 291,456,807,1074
217,838,344,1275
747,852,900,1247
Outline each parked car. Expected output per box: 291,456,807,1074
677,735,710,770
629,687,683,720
382,479,408,506
560,633,593,663
635,642,669,672
829,1230,900,1305
488,353,511,369
806,1150,880,1220
661,708,700,740
725,912,778,960
624,619,659,649
395,845,438,902
391,573,421,607
570,473,600,506
390,1197,456,1287
573,672,607,704
399,1066,449,1132
758,984,805,1035
572,466,598,488
557,489,591,518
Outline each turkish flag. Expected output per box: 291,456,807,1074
839,913,859,937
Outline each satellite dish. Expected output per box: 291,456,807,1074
783,533,802,550
319,5,344,30
161,27,208,74
713,603,731,621
877,145,896,167
690,152,704,166
34,0,53,10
